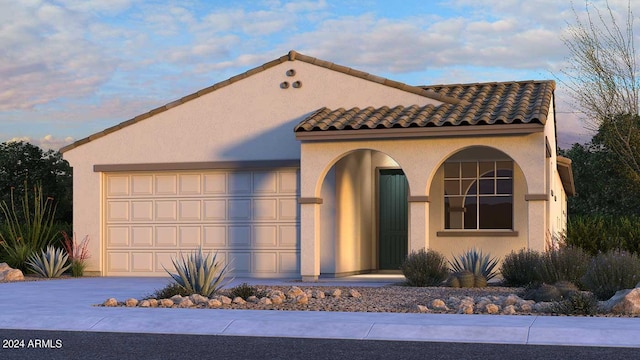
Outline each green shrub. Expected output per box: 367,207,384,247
0,185,58,271
229,282,265,299
163,246,233,297
581,250,640,300
26,245,71,278
500,249,543,287
449,248,499,281
400,249,449,287
566,215,640,255
145,283,191,299
551,291,599,316
539,246,592,288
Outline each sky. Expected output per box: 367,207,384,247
0,0,636,150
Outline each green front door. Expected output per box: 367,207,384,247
378,169,408,270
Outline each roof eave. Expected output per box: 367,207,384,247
557,155,576,196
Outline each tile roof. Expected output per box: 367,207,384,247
294,80,555,132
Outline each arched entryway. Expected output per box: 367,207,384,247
317,149,409,276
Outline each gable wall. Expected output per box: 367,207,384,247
63,60,442,275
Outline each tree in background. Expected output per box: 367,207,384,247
561,141,640,217
0,141,72,224
562,1,640,182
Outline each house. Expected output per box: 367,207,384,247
61,50,575,280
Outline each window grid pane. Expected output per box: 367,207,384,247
444,160,513,230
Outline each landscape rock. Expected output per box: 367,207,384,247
247,296,259,303
502,305,516,315
258,297,272,305
178,299,194,308
485,304,499,314
430,299,448,311
159,299,174,307
148,299,158,307
103,298,118,307
139,300,151,308
311,290,325,299
602,288,640,315
286,286,304,299
232,297,246,305
0,263,24,282
416,305,429,313
329,289,342,297
291,294,308,305
220,296,232,305
270,295,284,305
125,298,138,307
207,299,222,308
170,295,184,304
190,294,209,305
348,289,361,298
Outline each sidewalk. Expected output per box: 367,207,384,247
0,277,638,348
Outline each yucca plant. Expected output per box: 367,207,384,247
26,245,71,278
449,248,499,281
0,184,58,271
163,246,233,297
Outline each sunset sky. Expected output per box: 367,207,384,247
1,0,634,149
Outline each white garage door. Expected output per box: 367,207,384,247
103,168,300,277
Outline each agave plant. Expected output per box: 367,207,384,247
26,245,71,278
163,246,233,297
449,248,499,281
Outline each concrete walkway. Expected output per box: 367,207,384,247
0,277,638,348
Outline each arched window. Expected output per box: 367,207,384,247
444,161,513,230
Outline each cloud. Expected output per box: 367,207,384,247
6,135,74,151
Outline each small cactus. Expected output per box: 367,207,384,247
457,270,475,288
473,274,488,288
447,275,461,288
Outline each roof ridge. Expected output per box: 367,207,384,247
420,79,556,89
61,50,464,153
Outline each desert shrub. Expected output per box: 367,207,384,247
566,215,640,255
146,283,191,299
163,246,233,297
400,249,449,287
500,249,543,287
26,245,70,278
61,232,90,277
449,248,499,282
229,282,266,299
0,185,58,271
581,250,640,300
550,291,599,316
539,246,592,288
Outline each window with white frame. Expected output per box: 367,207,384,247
444,160,513,230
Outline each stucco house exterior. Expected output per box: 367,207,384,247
61,50,575,280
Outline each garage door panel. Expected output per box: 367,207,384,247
108,226,129,247
229,173,251,194
228,226,251,247
204,226,226,247
131,252,154,272
131,226,153,247
155,201,177,221
204,173,226,194
253,171,277,193
132,175,153,195
107,201,129,222
203,200,226,220
131,201,153,221
105,169,299,277
179,200,201,220
155,175,177,195
179,174,201,194
229,199,251,220
155,226,178,247
107,176,129,196
107,252,130,272
254,226,277,247
179,226,201,247
253,199,277,220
